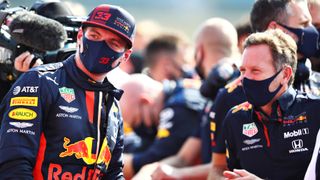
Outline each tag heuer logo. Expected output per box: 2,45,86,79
59,87,75,103
242,122,258,137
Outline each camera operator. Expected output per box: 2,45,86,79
0,0,77,102
14,0,74,72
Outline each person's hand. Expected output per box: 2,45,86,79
223,169,262,180
14,51,43,72
151,164,179,180
132,162,160,180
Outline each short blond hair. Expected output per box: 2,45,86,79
243,29,297,85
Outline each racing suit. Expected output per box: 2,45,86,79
0,55,125,179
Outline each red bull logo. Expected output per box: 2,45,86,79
59,137,112,167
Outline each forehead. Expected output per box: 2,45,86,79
241,44,274,69
86,27,127,43
286,1,311,22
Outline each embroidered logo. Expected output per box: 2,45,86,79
242,122,258,137
59,87,75,103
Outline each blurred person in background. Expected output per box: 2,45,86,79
235,20,253,53
308,0,320,72
250,0,320,95
131,17,240,180
142,33,194,81
119,20,162,74
120,74,206,179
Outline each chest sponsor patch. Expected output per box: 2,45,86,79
283,128,309,139
289,139,308,153
9,122,33,128
242,122,258,137
243,138,261,145
59,87,75,103
59,106,79,113
282,112,307,126
8,108,37,120
10,97,38,107
13,86,39,95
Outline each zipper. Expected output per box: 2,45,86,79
95,91,104,157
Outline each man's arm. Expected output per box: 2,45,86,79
104,115,125,180
124,106,199,178
161,137,201,167
207,153,228,180
131,137,202,179
0,71,45,178
152,163,211,180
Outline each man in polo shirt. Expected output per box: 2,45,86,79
222,29,320,179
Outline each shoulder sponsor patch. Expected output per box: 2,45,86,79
242,122,258,137
8,108,37,120
232,101,252,113
59,87,75,103
13,86,39,95
10,97,38,107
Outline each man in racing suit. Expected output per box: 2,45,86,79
0,4,135,179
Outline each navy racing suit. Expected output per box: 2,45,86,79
0,55,125,179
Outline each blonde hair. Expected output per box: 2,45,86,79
244,29,297,85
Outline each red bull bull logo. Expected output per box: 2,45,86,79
59,137,112,167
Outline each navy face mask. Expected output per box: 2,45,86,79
280,24,319,58
80,36,124,74
242,70,283,107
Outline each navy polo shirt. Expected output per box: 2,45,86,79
210,77,246,153
223,87,320,179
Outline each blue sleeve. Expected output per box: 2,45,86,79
132,106,199,172
211,89,229,153
0,71,46,178
104,107,125,180
223,110,241,170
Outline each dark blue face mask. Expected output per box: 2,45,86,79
80,36,124,74
280,24,319,58
242,70,283,107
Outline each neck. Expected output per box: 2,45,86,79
204,53,228,77
75,53,106,82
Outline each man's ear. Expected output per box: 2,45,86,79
195,44,204,63
267,21,279,30
122,49,133,62
282,66,293,85
77,28,84,42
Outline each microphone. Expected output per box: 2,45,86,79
9,11,67,51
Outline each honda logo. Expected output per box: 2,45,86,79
292,139,303,149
